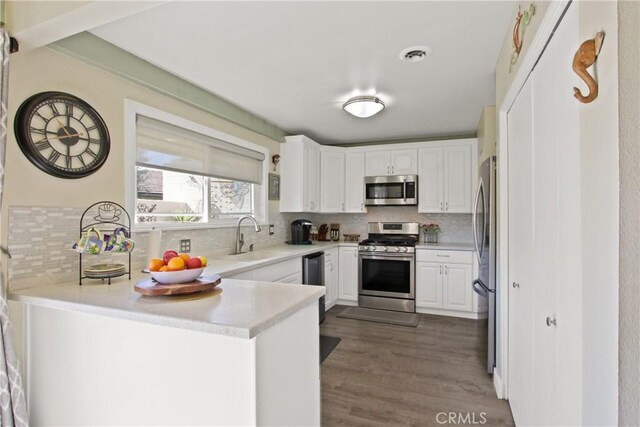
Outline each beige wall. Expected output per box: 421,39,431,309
618,1,640,425
3,46,280,262
495,1,551,108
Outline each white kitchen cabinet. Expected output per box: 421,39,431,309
415,262,442,309
415,249,481,318
324,248,339,310
344,152,366,213
442,263,473,312
418,142,476,213
320,149,345,212
444,146,472,213
364,151,391,176
391,149,418,175
280,135,320,212
338,246,358,303
365,149,417,176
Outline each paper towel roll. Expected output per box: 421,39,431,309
147,228,162,260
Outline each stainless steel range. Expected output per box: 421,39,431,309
358,222,419,313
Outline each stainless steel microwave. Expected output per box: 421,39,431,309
364,175,418,206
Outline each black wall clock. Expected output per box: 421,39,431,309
14,91,110,179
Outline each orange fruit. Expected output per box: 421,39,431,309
178,253,191,262
197,256,208,267
159,265,169,272
148,258,164,272
167,257,186,271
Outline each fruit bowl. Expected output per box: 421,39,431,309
150,267,205,285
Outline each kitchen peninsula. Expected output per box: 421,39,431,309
8,269,323,426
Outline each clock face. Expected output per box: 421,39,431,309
14,92,110,179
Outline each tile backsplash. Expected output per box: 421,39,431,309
7,204,471,290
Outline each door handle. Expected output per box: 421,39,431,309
512,281,520,288
440,201,443,211
445,201,449,211
546,316,557,327
440,265,443,275
444,265,448,275
392,165,394,174
436,255,450,258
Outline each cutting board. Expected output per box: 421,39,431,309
134,274,222,296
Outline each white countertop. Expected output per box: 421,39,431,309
7,241,356,340
9,274,324,339
415,242,476,251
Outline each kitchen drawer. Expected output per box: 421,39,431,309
416,249,473,264
253,258,302,282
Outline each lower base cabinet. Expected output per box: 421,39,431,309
415,249,484,318
338,246,358,303
324,248,339,310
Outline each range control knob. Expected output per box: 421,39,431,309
394,247,401,252
381,246,388,252
401,247,409,253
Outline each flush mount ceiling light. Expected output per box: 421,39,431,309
342,96,385,118
399,46,432,63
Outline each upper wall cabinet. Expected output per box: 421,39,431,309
344,152,366,213
280,135,320,212
365,149,417,176
418,141,477,213
320,149,345,213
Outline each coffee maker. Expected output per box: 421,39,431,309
289,219,313,245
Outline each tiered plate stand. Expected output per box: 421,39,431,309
79,201,132,286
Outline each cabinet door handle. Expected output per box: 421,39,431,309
546,316,557,327
445,265,448,275
392,165,394,174
387,165,390,175
436,254,450,258
440,201,443,211
445,201,449,211
440,265,443,275
512,281,520,288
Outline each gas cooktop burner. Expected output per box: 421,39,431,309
359,238,418,247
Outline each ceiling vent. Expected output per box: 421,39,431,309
399,46,432,63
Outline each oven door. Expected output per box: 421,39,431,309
359,252,415,299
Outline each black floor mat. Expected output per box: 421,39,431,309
320,335,341,363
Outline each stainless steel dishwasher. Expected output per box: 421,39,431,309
303,251,325,323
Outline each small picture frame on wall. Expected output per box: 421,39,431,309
268,173,280,201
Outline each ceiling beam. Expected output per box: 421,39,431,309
5,0,167,51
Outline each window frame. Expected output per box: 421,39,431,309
124,100,269,231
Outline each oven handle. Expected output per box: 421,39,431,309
359,253,415,261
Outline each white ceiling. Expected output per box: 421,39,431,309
91,1,514,144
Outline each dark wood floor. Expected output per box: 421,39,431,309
320,306,514,426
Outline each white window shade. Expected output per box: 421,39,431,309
136,115,265,184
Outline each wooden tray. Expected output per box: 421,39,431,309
134,274,222,296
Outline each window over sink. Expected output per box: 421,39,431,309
125,101,269,229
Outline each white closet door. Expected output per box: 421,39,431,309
507,75,535,427
531,31,560,425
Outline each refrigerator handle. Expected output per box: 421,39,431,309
472,278,494,297
472,181,484,264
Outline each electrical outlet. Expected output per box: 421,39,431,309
269,224,275,235
180,239,191,253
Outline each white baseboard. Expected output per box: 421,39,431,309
335,300,357,307
493,370,506,400
416,307,485,320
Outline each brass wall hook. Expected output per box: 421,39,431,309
572,31,605,103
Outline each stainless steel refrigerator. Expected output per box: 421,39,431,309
472,156,496,374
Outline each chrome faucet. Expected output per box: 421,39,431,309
234,216,262,254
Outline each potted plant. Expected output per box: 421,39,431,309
421,223,441,243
